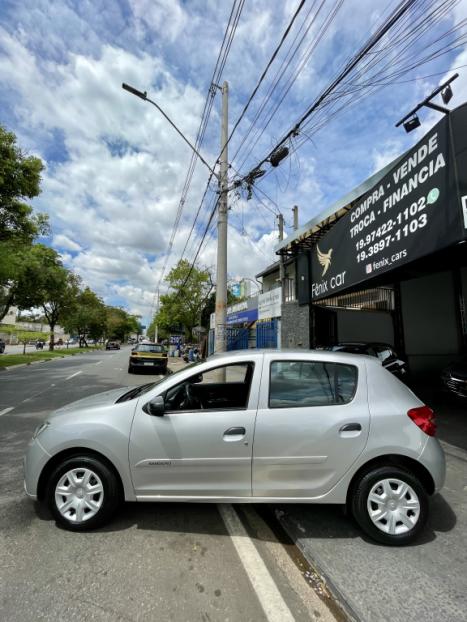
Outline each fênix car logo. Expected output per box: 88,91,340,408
317,245,333,276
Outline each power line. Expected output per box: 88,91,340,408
223,0,307,157
152,0,246,309
240,0,421,180
175,0,307,272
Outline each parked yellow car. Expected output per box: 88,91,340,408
128,343,168,374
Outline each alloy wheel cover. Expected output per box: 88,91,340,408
366,477,420,535
55,467,104,523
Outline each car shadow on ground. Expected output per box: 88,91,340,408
33,493,457,548
270,493,456,547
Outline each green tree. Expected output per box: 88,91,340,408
15,245,80,350
105,307,140,342
0,125,49,321
62,287,107,346
149,260,213,341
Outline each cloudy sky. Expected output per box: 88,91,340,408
1,0,466,324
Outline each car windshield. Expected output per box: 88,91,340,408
134,344,165,353
116,361,202,403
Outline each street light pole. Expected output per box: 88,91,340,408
122,81,230,353
214,81,229,354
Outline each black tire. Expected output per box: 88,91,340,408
128,364,134,374
350,465,428,546
46,455,121,531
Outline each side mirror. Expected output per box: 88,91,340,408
144,395,165,416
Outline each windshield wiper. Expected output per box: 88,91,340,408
116,382,160,403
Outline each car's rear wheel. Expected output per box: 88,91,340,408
46,455,120,531
350,466,428,545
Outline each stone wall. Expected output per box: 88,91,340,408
281,301,310,349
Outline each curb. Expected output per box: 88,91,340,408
276,511,362,622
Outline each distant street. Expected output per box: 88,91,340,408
0,347,466,621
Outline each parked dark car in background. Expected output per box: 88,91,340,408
325,342,408,379
106,341,120,351
441,358,467,399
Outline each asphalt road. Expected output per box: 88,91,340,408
1,348,466,622
0,348,337,622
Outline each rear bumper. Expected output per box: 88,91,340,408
418,437,446,494
129,358,167,369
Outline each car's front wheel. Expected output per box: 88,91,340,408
46,455,120,531
350,466,428,545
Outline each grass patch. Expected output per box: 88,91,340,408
0,346,103,368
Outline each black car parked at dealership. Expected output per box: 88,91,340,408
325,342,408,379
441,358,467,399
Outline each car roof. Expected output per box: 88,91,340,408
333,342,394,348
206,348,378,365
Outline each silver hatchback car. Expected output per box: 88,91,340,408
24,350,445,545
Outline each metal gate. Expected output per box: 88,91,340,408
226,327,249,351
256,319,278,348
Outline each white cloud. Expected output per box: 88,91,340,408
0,0,463,325
371,140,404,175
52,234,82,252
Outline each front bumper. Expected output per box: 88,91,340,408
23,437,52,500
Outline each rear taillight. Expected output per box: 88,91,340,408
407,405,436,436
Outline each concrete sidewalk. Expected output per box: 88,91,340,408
276,440,467,622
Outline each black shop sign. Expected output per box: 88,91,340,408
310,111,465,301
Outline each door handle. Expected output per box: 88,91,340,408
339,423,362,432
223,427,246,442
224,427,246,436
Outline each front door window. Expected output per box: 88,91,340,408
163,362,254,411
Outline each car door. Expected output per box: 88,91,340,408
252,354,369,498
129,358,261,498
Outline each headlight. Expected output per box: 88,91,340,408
32,421,50,439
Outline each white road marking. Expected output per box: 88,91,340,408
65,371,82,381
0,407,14,416
95,361,102,366
218,504,295,622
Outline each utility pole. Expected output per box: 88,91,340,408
292,205,299,230
278,213,284,241
214,81,229,353
278,213,285,296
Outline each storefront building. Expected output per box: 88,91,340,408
276,103,467,377
208,287,282,353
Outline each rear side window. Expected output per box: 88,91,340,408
269,360,357,408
